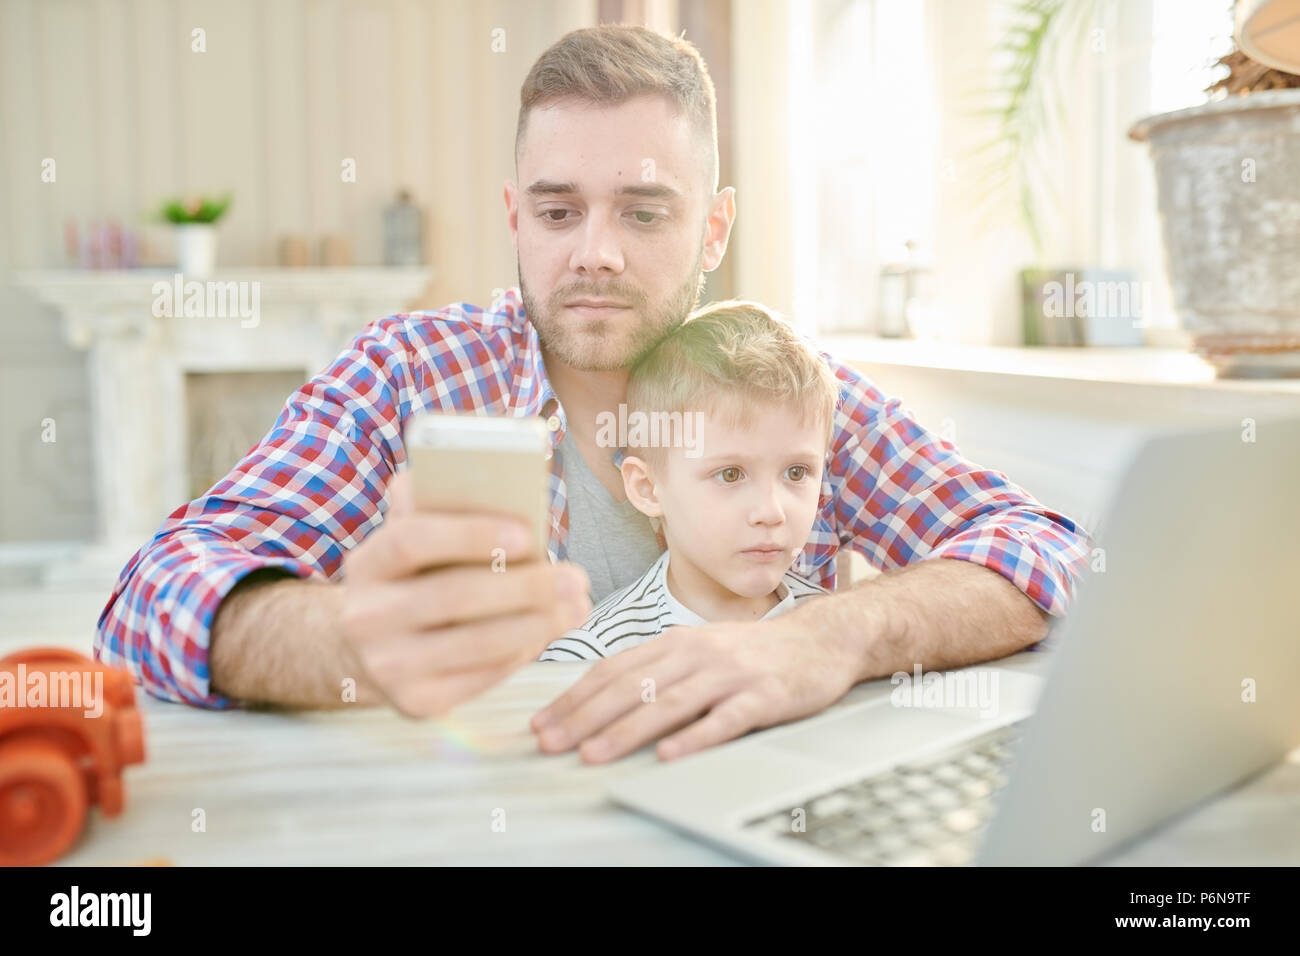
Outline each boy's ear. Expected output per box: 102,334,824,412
620,456,663,519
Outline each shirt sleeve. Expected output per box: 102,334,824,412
825,358,1094,618
94,315,421,708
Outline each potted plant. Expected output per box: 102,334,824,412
1129,38,1300,376
977,1,1300,371
159,194,231,278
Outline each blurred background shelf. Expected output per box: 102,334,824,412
822,335,1300,393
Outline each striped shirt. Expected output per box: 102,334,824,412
540,550,831,661
94,287,1093,709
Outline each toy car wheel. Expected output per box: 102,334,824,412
0,738,88,866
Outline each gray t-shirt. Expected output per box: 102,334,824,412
559,429,664,605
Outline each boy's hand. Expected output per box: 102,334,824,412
528,617,859,763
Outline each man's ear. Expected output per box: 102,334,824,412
702,185,736,273
503,180,519,253
621,456,662,519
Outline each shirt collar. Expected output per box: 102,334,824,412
658,550,794,626
504,287,563,452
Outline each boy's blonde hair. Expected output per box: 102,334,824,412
626,301,841,464
516,24,720,192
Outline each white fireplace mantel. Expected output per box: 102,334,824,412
17,267,433,552
18,267,433,356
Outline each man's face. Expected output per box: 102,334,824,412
632,399,829,600
505,94,734,372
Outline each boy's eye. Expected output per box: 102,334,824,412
786,465,808,481
540,209,572,224
629,210,664,225
717,467,742,484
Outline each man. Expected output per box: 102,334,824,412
96,24,1091,765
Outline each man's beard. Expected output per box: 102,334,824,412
520,244,707,372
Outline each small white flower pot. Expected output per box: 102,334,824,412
175,223,217,278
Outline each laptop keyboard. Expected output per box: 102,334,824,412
740,719,1027,866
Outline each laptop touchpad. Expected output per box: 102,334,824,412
760,704,979,769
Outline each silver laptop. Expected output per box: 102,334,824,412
606,416,1300,865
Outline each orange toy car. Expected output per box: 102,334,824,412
0,647,145,866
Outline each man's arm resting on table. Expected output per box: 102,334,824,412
209,570,384,709
529,554,1055,764
208,501,591,714
801,556,1052,687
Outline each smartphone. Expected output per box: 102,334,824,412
403,411,552,560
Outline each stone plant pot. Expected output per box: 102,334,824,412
1130,89,1300,377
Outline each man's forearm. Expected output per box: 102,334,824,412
210,571,383,708
799,557,1053,685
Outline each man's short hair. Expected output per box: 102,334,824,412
626,300,842,466
516,24,719,192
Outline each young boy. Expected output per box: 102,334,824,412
540,300,842,661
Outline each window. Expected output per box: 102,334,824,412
1149,0,1235,114
790,0,936,336
789,0,1242,345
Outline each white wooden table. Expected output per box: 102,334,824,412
51,651,1300,867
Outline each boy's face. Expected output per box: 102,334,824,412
504,94,735,372
625,399,829,599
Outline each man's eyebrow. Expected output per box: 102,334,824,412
615,182,682,201
525,179,580,197
524,179,683,201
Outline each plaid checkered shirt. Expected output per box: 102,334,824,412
95,288,1094,708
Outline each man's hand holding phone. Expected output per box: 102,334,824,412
338,468,591,718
